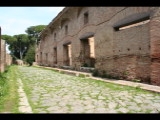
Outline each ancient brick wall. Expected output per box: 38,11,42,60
0,27,2,72
6,53,12,66
36,7,160,85
0,27,12,73
0,40,6,72
150,8,160,86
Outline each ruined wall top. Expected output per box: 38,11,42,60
39,7,81,39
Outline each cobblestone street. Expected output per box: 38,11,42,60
17,66,160,113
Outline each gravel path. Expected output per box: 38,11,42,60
17,66,160,113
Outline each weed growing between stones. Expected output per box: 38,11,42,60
79,74,85,78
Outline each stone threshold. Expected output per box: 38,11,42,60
35,65,160,94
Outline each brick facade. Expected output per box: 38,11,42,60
150,8,160,86
0,27,12,72
36,7,160,86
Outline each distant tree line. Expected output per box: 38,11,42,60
1,25,46,65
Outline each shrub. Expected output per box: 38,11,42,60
83,63,88,67
101,70,107,78
92,69,99,77
24,45,35,66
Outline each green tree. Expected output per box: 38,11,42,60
1,25,46,62
1,35,15,45
24,25,46,65
13,34,29,60
24,45,35,66
25,25,46,45
2,34,29,60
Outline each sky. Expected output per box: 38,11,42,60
0,7,65,36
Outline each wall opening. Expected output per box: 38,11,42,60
45,53,48,65
53,47,57,64
37,55,38,62
114,15,150,31
65,25,68,35
63,43,72,66
114,18,150,31
80,36,95,67
40,52,42,65
84,12,89,25
54,33,56,41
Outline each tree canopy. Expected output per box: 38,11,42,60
25,25,46,45
2,24,46,65
2,34,29,59
24,45,35,66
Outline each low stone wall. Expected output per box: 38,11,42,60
35,65,92,78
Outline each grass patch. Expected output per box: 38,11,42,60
79,74,85,78
60,71,65,74
66,104,72,111
0,65,19,113
80,78,159,95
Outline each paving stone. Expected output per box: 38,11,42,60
143,99,153,104
59,102,67,107
153,99,160,103
118,101,126,107
42,94,51,97
116,107,128,113
108,102,117,109
71,107,85,113
150,110,159,113
47,106,61,111
107,109,118,113
19,106,32,113
134,99,143,103
35,109,48,113
83,96,92,100
84,105,95,109
152,103,160,108
94,108,107,113
84,109,95,113
127,106,141,111
125,101,137,106
17,66,160,113
82,101,93,106
98,96,106,100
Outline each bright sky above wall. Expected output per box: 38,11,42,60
0,7,64,36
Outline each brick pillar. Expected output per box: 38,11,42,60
0,27,2,72
1,40,5,72
150,9,160,86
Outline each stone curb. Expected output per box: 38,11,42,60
35,65,160,94
17,78,32,113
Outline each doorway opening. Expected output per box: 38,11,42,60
53,47,57,65
80,36,95,67
63,43,72,66
45,53,48,65
40,52,42,65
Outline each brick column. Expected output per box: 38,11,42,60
150,9,160,86
0,27,2,72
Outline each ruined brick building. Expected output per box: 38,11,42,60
0,27,12,72
35,7,160,86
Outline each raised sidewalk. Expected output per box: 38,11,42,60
35,65,160,94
